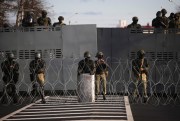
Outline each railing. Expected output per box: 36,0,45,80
1,26,180,34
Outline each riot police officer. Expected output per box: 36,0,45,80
152,11,166,28
22,11,35,27
161,8,168,28
53,16,66,27
95,52,108,100
37,10,51,26
29,52,46,103
169,13,180,29
127,16,141,29
77,51,95,76
1,53,19,104
132,50,149,101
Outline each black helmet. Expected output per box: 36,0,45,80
137,50,145,59
35,52,41,59
84,51,91,58
156,11,162,17
7,53,15,60
96,52,103,58
132,16,138,22
58,16,64,21
170,12,175,17
175,13,180,17
42,10,47,16
161,9,167,15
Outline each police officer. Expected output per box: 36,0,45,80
132,50,149,101
168,12,175,23
53,16,66,27
22,11,35,27
161,8,168,28
37,10,51,26
29,52,46,103
152,11,166,28
169,13,180,29
77,51,95,76
1,53,19,103
95,52,108,100
127,16,141,29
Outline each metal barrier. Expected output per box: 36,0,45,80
0,26,180,105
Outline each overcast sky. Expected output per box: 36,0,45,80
48,0,179,27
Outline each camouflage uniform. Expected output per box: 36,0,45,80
77,51,95,76
127,16,141,29
168,12,175,23
95,52,108,100
29,53,46,103
161,9,168,28
169,13,180,29
1,53,19,103
37,10,51,26
152,11,166,28
132,50,149,99
53,16,66,27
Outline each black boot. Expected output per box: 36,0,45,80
103,94,106,100
95,95,98,100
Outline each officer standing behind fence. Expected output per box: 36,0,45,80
29,52,46,103
95,52,108,100
1,53,19,104
77,51,95,76
132,50,149,102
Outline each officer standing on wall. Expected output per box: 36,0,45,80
37,10,51,26
95,52,108,100
29,52,46,103
152,11,167,28
132,50,149,102
169,13,180,29
161,8,169,28
77,51,95,76
53,16,66,27
22,11,35,27
127,16,141,29
1,53,19,104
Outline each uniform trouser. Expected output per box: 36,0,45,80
133,78,148,98
30,73,45,101
95,73,106,95
2,82,18,103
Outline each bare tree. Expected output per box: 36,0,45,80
0,0,53,27
16,0,53,26
0,0,17,27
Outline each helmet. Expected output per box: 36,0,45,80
137,49,145,59
26,11,33,17
84,51,91,58
156,11,162,17
58,16,64,21
161,9,167,15
132,16,138,22
175,13,180,17
35,52,41,59
7,53,15,60
42,10,47,16
170,12,175,17
96,52,104,58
